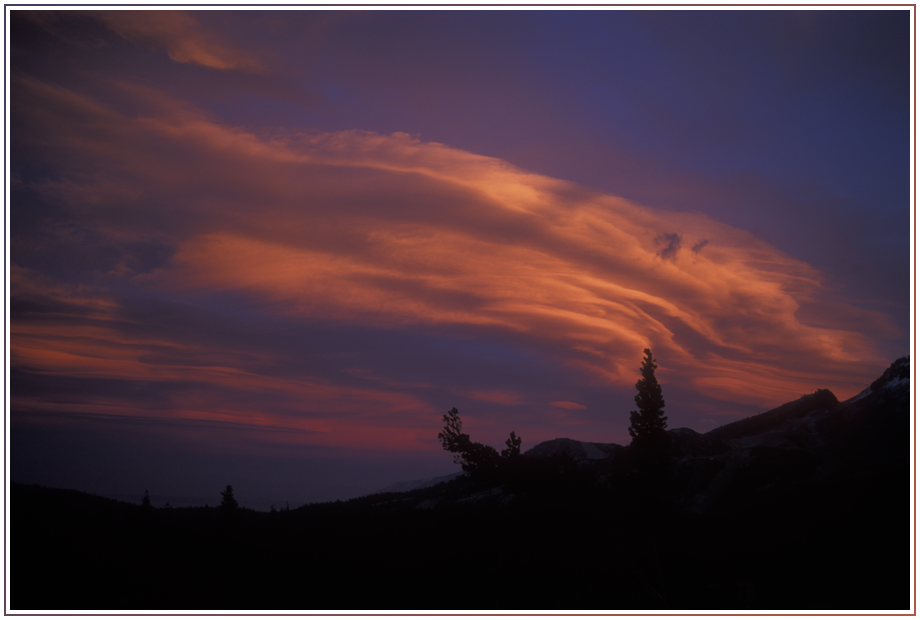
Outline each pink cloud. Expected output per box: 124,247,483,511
10,266,436,451
463,390,528,406
12,74,896,451
550,401,587,411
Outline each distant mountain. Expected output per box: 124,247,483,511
664,356,908,515
374,357,908,523
851,354,910,400
518,356,909,516
524,437,625,461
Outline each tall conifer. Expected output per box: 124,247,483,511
628,348,667,442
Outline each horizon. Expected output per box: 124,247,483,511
14,355,906,512
9,7,911,510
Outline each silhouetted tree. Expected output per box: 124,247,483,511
626,349,671,501
502,431,522,459
438,407,501,476
142,490,150,508
464,442,502,475
220,485,238,511
628,348,668,444
439,407,467,455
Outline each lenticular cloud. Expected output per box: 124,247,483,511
146,126,885,401
12,75,892,444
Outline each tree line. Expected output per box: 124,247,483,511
439,347,669,477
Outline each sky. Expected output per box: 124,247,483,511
8,8,912,510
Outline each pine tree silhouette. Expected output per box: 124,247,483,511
628,348,667,443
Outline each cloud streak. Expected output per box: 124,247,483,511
11,72,897,454
94,10,267,72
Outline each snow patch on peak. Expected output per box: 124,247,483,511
847,357,910,403
580,441,609,460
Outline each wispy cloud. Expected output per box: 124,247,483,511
463,390,528,406
550,401,587,411
12,75,896,452
94,10,268,72
11,265,433,451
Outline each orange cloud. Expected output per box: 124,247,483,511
135,123,882,400
11,75,896,444
10,266,436,451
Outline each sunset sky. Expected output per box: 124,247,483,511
10,8,911,508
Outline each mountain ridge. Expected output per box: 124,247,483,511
14,357,910,611
386,356,909,497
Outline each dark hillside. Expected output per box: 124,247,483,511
705,388,839,444
12,358,910,611
14,477,666,610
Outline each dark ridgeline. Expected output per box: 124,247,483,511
13,356,909,611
